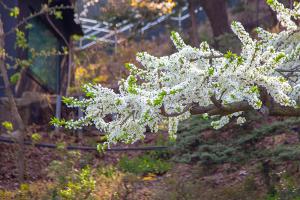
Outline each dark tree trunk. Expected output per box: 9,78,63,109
199,0,231,37
187,0,200,46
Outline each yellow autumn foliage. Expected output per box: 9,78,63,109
130,0,176,14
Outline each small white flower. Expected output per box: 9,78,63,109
237,117,246,125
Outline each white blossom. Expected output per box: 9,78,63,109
74,0,100,22
55,0,300,146
237,117,247,125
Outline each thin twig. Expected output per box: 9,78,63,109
4,5,74,37
45,13,69,46
160,103,193,117
0,0,11,11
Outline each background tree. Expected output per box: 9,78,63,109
199,0,230,37
186,0,230,46
187,0,199,46
0,17,26,184
0,0,78,183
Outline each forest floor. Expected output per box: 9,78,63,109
1,117,300,200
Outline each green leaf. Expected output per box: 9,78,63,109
274,53,285,63
25,23,33,30
208,67,214,76
125,63,132,70
10,72,20,85
255,100,263,108
10,7,20,18
115,98,122,105
53,11,63,19
170,89,182,95
250,85,259,94
31,133,42,143
56,142,66,150
15,29,28,50
81,84,96,98
237,56,244,65
2,121,13,132
279,77,286,83
170,31,185,49
127,75,138,94
202,113,209,120
62,96,73,105
97,143,107,153
71,34,82,41
50,117,66,127
153,91,167,106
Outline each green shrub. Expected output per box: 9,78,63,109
175,115,300,165
263,145,300,162
0,182,54,200
118,154,171,175
58,166,96,200
96,165,118,178
148,134,174,160
46,151,96,200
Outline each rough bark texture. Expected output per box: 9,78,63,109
0,17,25,184
161,98,300,119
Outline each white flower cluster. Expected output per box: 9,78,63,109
267,0,300,30
74,0,99,23
59,0,300,146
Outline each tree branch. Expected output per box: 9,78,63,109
210,95,225,110
4,5,73,37
0,0,12,11
189,101,251,116
0,17,26,184
45,14,69,46
188,100,300,117
159,87,300,118
160,103,194,117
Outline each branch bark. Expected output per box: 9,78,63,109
4,5,73,37
160,97,300,118
188,100,300,117
160,103,194,117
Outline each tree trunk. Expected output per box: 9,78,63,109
187,0,200,46
199,0,231,37
0,17,26,184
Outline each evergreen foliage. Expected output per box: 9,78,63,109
174,116,300,165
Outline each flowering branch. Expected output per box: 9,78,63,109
53,0,300,146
